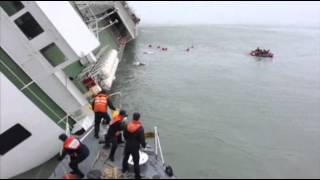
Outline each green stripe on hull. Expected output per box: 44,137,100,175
0,47,73,129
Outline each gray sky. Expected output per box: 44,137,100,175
128,1,320,27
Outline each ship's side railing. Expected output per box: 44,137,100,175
108,91,122,109
154,126,165,165
63,91,122,135
72,1,119,41
154,127,176,177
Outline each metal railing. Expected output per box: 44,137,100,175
72,1,119,41
154,126,165,165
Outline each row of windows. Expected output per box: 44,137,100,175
0,1,66,67
0,1,24,16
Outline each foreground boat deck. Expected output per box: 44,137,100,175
50,126,174,179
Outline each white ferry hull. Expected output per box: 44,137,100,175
0,73,64,179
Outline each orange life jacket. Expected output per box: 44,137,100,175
110,115,124,126
63,136,80,150
127,121,142,133
93,94,108,112
63,173,78,179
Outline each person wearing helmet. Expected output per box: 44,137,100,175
104,110,128,161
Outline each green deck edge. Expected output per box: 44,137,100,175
63,60,88,94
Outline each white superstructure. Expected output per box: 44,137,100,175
0,1,139,178
0,73,64,179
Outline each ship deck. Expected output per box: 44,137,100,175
50,125,175,179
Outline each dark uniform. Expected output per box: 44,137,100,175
92,92,116,138
58,134,90,178
122,116,146,179
104,111,127,161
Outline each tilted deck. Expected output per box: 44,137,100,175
50,125,175,179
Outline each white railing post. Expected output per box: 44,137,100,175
154,126,165,165
154,127,158,157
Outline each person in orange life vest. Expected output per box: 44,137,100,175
58,134,90,179
104,110,128,161
92,90,116,139
122,112,146,179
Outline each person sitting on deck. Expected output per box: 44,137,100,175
58,134,90,179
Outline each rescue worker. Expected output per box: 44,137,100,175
58,134,90,179
92,91,116,138
122,112,146,179
104,110,127,161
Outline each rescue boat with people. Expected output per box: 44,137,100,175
250,49,274,58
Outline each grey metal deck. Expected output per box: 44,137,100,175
50,125,175,179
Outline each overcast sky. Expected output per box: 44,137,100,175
128,1,320,27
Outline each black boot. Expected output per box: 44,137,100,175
122,168,128,174
108,156,114,162
103,144,111,149
135,174,141,179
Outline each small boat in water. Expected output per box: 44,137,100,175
250,48,274,58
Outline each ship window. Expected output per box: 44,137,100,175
0,124,32,155
40,43,66,67
14,12,44,40
0,1,24,16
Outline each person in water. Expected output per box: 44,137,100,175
133,62,146,66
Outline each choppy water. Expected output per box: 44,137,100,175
16,25,320,179
112,25,320,179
